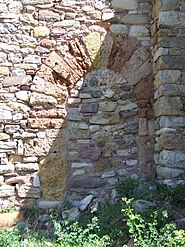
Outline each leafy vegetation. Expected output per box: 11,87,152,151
1,178,185,246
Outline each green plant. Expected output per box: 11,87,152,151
0,205,16,213
122,198,185,247
54,216,111,247
116,177,140,198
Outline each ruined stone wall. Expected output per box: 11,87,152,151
152,0,185,187
1,0,182,208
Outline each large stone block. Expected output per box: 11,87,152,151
154,96,183,117
111,0,138,10
28,118,65,129
160,116,185,128
159,150,185,168
156,165,184,179
39,154,66,201
158,133,185,151
159,11,185,28
154,70,181,89
89,112,120,125
3,75,32,87
156,56,185,71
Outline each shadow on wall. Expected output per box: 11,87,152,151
0,2,155,208
34,28,154,205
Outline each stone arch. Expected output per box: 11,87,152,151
34,32,154,202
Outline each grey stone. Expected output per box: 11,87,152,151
89,113,120,125
121,14,149,25
111,0,138,10
132,200,156,213
69,176,107,188
160,116,185,128
37,200,62,209
80,103,99,113
79,146,101,161
159,11,185,28
156,165,184,179
159,150,185,168
79,195,93,211
129,26,149,37
101,170,116,178
100,102,117,112
62,207,80,221
71,162,93,169
109,24,128,35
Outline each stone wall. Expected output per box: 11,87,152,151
152,0,185,187
0,0,183,208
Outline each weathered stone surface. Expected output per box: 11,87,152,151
111,0,138,10
159,11,185,28
37,200,62,209
69,176,107,188
80,103,99,113
24,137,66,156
129,26,149,37
158,133,185,151
154,96,183,117
5,175,31,185
121,14,149,25
156,56,185,71
160,116,185,128
28,118,65,129
79,146,101,161
0,185,15,197
0,164,14,174
62,207,80,221
100,102,117,112
3,75,32,87
109,36,138,72
109,24,128,35
84,32,101,68
79,195,93,211
30,92,57,106
89,113,120,125
156,165,184,179
15,163,39,172
32,76,68,100
17,185,40,198
159,150,185,168
39,154,66,201
154,70,181,89
133,199,156,213
38,10,60,21
71,162,93,169
21,0,51,4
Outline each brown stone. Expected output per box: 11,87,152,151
29,109,67,118
27,118,65,129
24,137,66,156
133,76,154,101
79,146,102,161
31,76,69,100
69,176,106,189
119,111,138,118
158,133,185,152
39,154,66,200
108,35,138,72
5,175,31,185
39,39,56,48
